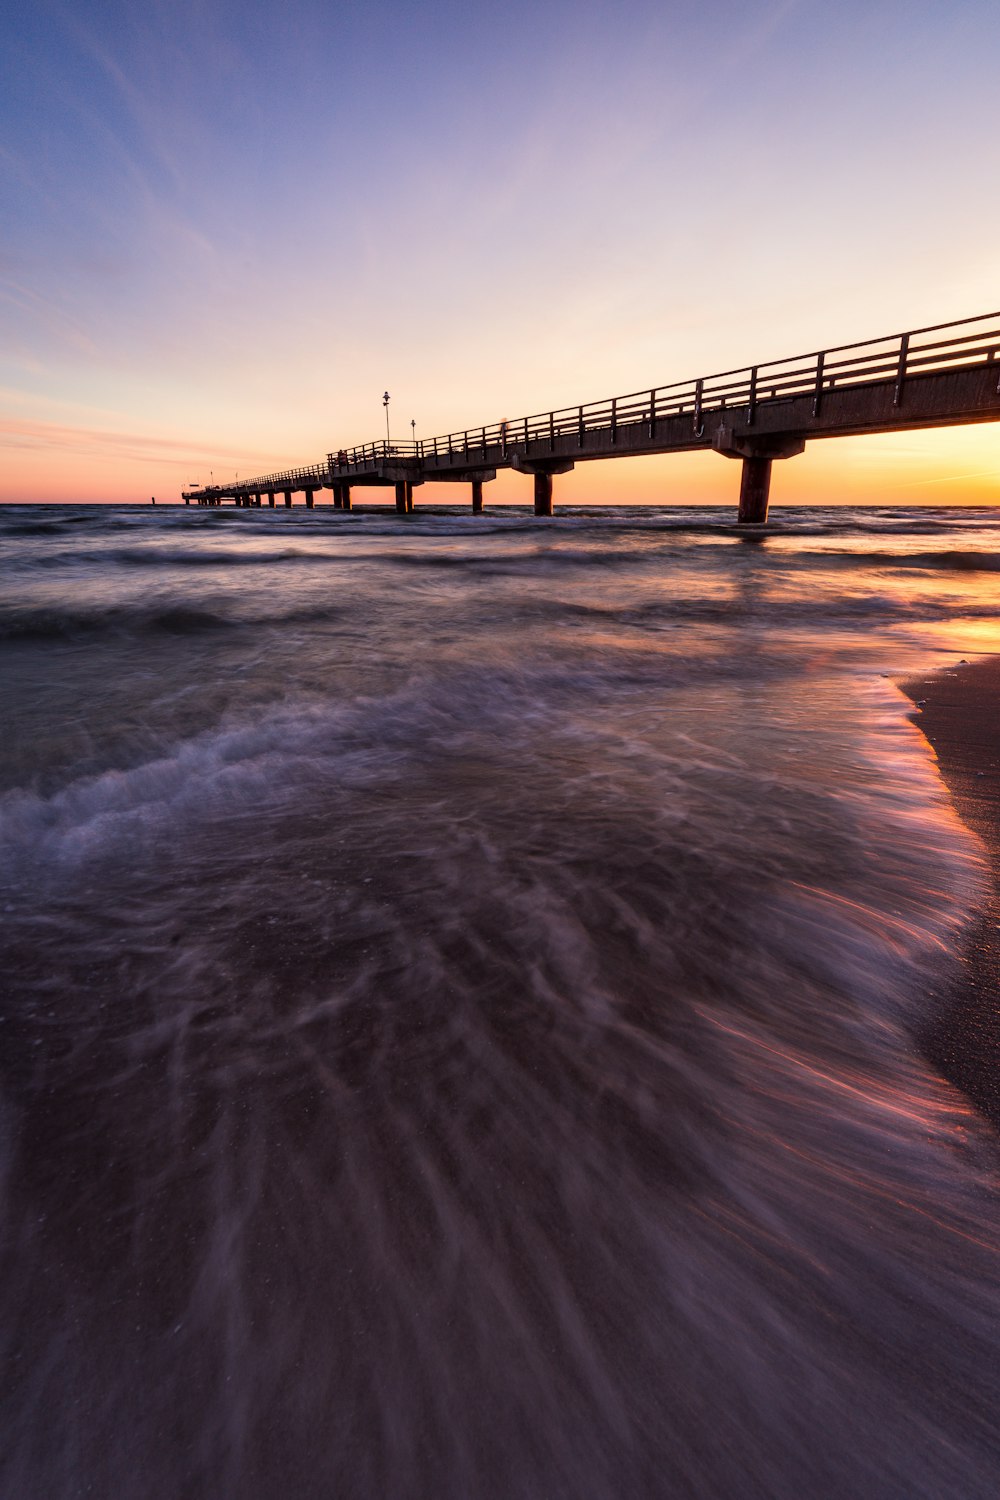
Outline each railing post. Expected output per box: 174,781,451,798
524,415,529,450
648,389,656,438
894,333,909,407
610,398,617,445
812,351,825,418
464,430,469,459
482,426,487,458
747,367,757,426
578,405,585,447
549,411,555,452
693,379,704,436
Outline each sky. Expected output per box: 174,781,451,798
2,0,999,506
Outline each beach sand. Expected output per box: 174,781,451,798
904,657,1000,1128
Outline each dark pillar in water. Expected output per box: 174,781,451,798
738,455,772,524
395,481,407,514
268,491,275,507
405,482,414,513
305,489,315,509
284,490,292,508
534,471,553,517
341,484,352,512
471,480,483,514
331,484,342,510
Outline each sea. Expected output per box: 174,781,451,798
2,500,1000,1499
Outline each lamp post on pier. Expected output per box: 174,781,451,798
411,418,416,451
383,391,390,447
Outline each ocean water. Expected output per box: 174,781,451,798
2,500,1000,1499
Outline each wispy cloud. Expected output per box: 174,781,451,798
0,417,276,468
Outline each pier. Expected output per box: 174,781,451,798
184,311,1000,523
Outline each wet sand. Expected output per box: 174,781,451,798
904,657,1000,1128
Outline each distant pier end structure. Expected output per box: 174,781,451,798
184,312,1000,523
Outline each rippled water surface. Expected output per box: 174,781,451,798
2,502,1000,1499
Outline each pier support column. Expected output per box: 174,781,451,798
395,481,407,514
305,489,315,509
738,456,772,524
341,484,352,511
284,490,292,508
331,484,342,510
511,455,572,517
471,479,483,514
405,482,414,513
711,427,805,526
268,491,275,507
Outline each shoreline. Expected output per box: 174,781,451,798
903,656,1000,1128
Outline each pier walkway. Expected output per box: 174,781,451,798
183,311,1000,523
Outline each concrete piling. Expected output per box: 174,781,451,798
471,479,483,514
534,472,553,517
737,456,772,524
